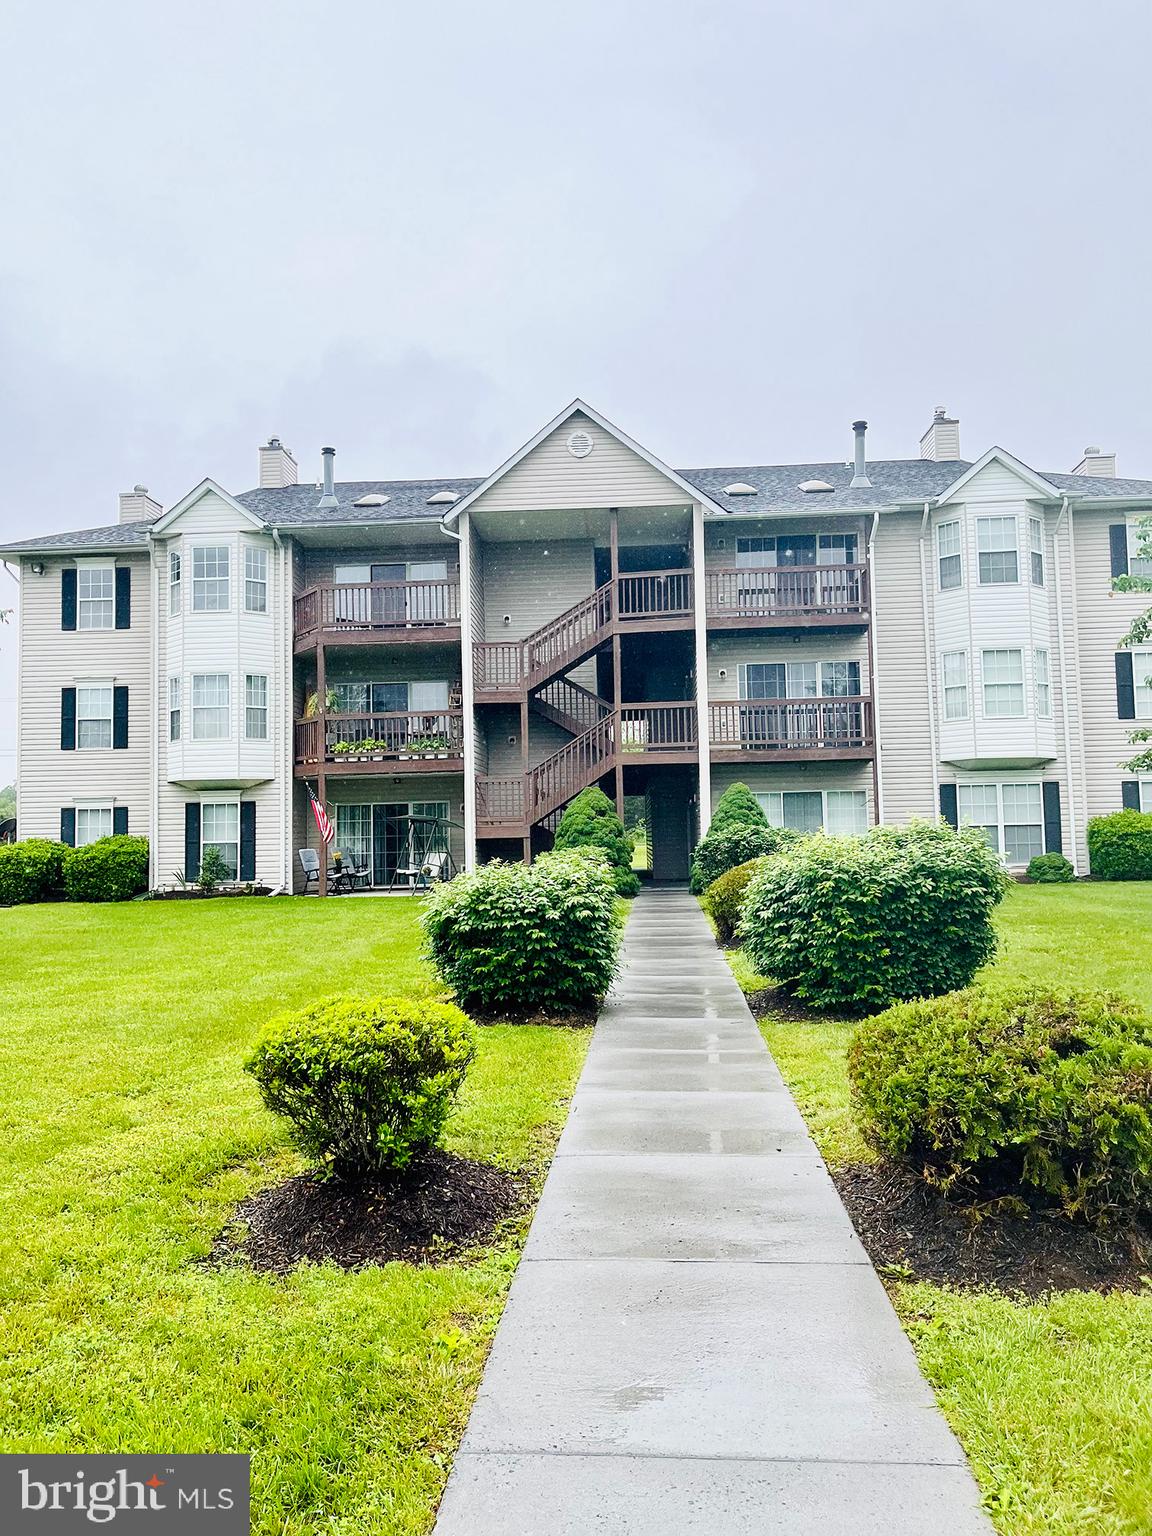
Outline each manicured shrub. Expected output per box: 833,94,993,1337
63,835,150,902
0,839,68,905
422,849,622,1014
708,782,768,835
553,786,640,895
740,821,1007,1013
690,823,797,893
245,996,476,1178
704,858,765,944
1027,851,1075,884
1087,810,1152,881
197,844,232,892
848,985,1152,1223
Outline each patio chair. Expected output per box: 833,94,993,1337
298,847,346,894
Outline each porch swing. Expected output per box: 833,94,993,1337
387,813,460,892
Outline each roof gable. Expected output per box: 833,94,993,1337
443,399,726,521
151,479,268,535
935,448,1059,507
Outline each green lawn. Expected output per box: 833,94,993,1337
729,882,1152,1536
0,899,588,1535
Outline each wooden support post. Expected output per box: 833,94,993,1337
316,642,328,896
520,694,530,864
610,507,624,819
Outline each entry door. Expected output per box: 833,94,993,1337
371,803,409,885
371,563,406,625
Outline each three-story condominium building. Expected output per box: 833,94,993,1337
3,401,1151,889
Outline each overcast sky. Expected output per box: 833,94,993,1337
2,0,1151,783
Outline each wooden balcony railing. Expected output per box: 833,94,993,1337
617,569,693,619
709,697,874,753
705,563,868,622
294,579,461,639
295,709,465,766
619,702,697,753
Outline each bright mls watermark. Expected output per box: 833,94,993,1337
0,1455,249,1532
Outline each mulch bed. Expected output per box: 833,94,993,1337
744,984,836,1024
833,1159,1152,1297
469,1007,598,1029
212,1150,525,1273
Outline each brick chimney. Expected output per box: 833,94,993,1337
259,437,298,488
1070,446,1117,478
118,485,163,524
920,407,961,461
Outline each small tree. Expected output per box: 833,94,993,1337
707,782,768,836
197,845,231,893
553,786,640,895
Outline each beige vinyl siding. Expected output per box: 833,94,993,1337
702,516,869,568
1075,507,1149,830
872,511,936,822
710,761,874,819
481,706,572,776
16,554,152,841
469,413,685,513
479,539,596,642
156,779,284,889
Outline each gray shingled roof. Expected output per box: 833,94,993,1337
6,458,1152,555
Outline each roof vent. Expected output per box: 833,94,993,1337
798,479,835,493
426,490,460,505
721,482,758,496
352,493,390,507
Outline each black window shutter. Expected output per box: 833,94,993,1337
184,803,201,880
112,686,129,749
1110,524,1130,578
1042,781,1062,853
939,783,959,829
1116,652,1136,719
239,801,256,881
113,805,128,835
61,687,77,750
60,808,76,846
114,566,131,629
61,568,77,631
1122,780,1142,811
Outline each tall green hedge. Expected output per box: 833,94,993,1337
0,839,68,905
0,835,149,905
1087,810,1152,880
553,786,639,895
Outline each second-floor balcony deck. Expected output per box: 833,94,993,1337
704,563,869,628
294,709,465,775
294,578,462,650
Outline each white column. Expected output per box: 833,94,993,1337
458,511,478,871
692,501,711,835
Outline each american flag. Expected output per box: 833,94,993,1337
308,784,334,846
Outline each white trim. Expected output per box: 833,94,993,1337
934,447,1060,507
458,510,478,871
692,502,711,834
440,399,727,526
150,479,267,536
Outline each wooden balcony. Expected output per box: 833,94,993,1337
705,563,869,629
294,579,461,650
709,698,875,761
294,710,465,776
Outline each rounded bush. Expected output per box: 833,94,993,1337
245,996,476,1178
704,858,765,945
552,786,640,895
1087,810,1152,881
0,839,68,905
707,782,769,836
63,835,150,902
849,985,1152,1222
422,848,622,1014
1027,851,1075,884
740,821,1007,1013
690,823,798,894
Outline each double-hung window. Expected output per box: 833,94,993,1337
191,673,230,739
169,551,182,615
201,802,239,879
75,806,114,846
1029,517,1045,586
976,516,1019,584
1133,650,1152,718
76,684,113,748
169,677,182,741
942,651,968,719
244,547,268,613
958,782,1044,866
245,674,269,740
936,521,962,589
78,567,115,629
755,788,869,835
192,546,230,611
982,649,1025,717
1035,649,1051,717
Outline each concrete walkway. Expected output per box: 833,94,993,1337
434,887,992,1534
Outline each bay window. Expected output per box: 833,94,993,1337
936,521,962,589
169,676,181,741
1035,649,1051,717
244,546,268,613
245,674,268,740
1030,517,1045,586
942,650,968,720
976,516,1019,584
192,546,230,611
191,673,230,739
169,551,182,615
982,649,1025,717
